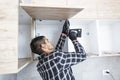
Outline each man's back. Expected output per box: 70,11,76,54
37,51,75,80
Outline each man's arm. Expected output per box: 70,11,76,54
55,20,70,51
59,40,86,69
59,30,86,68
55,33,67,51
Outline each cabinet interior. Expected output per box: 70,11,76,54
20,3,83,20
68,19,120,57
18,7,32,71
18,0,120,72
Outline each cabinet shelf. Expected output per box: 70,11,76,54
0,58,31,74
20,3,83,20
18,58,31,72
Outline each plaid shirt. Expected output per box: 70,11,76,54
37,34,86,80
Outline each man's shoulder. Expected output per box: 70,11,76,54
52,51,64,57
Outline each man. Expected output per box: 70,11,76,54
30,20,86,80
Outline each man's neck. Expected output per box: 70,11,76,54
44,50,53,55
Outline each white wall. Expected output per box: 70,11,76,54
35,20,68,52
2,57,120,80
0,74,17,80
17,57,120,80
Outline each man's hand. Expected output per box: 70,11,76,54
62,20,70,36
69,30,77,41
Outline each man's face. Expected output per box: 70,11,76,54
41,38,54,54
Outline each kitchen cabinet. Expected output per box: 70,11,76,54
68,0,120,19
67,0,98,18
0,0,18,74
68,19,120,57
22,0,120,19
96,0,120,19
97,20,120,55
0,0,32,74
30,0,67,7
1,0,120,74
20,3,83,20
19,1,83,60
28,19,120,58
0,0,83,74
20,0,84,20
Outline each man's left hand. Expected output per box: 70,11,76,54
62,19,70,36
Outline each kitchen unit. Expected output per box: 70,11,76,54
0,0,120,74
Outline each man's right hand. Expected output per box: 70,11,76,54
69,30,77,41
62,20,70,36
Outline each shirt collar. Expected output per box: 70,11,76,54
38,53,45,60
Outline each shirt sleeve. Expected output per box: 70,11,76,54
55,34,67,52
60,40,86,69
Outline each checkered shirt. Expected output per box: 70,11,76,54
37,34,86,80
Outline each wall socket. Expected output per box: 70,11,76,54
103,69,110,75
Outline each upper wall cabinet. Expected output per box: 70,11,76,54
20,0,83,20
30,0,67,7
0,0,18,74
21,0,120,19
68,19,120,57
67,0,120,19
96,0,120,19
0,0,32,74
67,0,98,19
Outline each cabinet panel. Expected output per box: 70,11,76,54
0,0,18,74
68,0,120,19
67,0,97,8
20,3,83,20
31,0,66,7
71,8,97,19
30,0,47,6
97,0,120,18
68,0,98,18
46,0,66,7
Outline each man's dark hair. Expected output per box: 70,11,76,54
30,36,45,55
